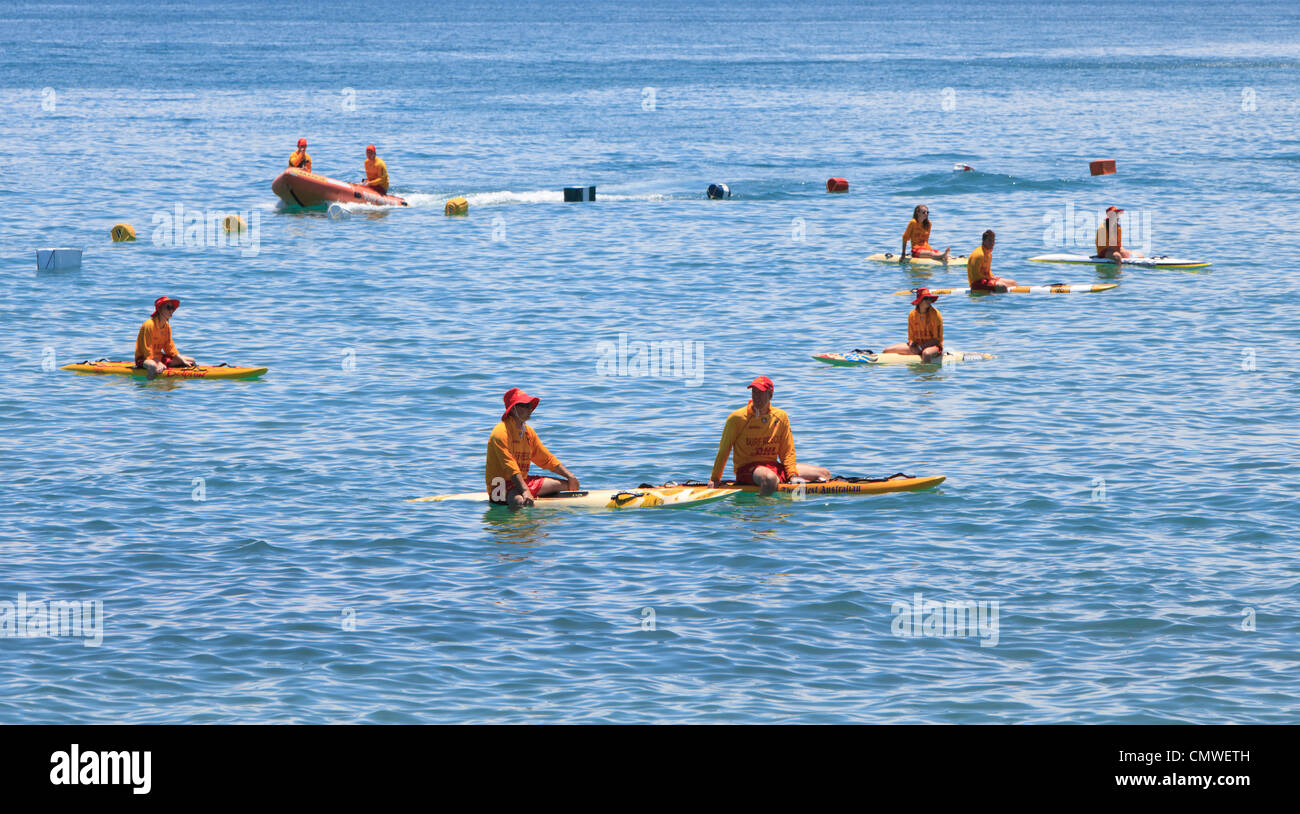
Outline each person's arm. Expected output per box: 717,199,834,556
487,429,524,488
709,414,741,486
778,414,799,481
531,431,577,490
164,328,193,365
134,322,150,367
934,311,943,349
901,221,912,257
907,310,919,345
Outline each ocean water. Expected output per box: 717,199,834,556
2,0,1299,723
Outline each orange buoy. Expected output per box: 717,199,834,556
826,177,849,193
1089,159,1117,176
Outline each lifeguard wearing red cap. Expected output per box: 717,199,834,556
361,145,389,194
708,375,831,492
289,139,312,171
911,288,939,306
153,295,180,314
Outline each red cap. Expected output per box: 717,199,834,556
297,138,307,148
366,144,376,153
911,288,939,305
747,376,774,392
502,387,540,421
153,296,180,314
1106,206,1124,214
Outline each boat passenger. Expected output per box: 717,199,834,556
361,144,389,194
289,138,312,172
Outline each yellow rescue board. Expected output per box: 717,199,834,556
61,361,268,380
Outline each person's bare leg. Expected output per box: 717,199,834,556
883,342,917,355
531,477,566,496
794,464,830,482
921,344,943,362
751,466,780,496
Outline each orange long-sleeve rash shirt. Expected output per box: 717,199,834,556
903,218,932,249
485,420,561,492
710,401,798,482
967,246,993,286
908,307,943,345
134,317,180,366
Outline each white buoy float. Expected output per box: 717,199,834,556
37,249,83,270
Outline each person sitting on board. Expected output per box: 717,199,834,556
1095,206,1134,262
706,376,831,496
289,138,312,172
883,288,943,362
361,144,389,194
134,296,196,380
967,229,1016,292
902,205,951,263
486,387,580,508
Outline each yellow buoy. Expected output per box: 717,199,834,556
444,197,469,216
110,223,136,242
223,214,247,234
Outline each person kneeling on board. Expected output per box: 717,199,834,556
289,138,312,172
706,376,831,495
967,229,1016,292
361,144,389,194
902,205,951,263
883,288,943,362
134,296,196,380
486,388,580,508
1095,206,1134,262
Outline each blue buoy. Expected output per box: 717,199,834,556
706,183,731,200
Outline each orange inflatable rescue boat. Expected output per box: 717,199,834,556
272,168,407,208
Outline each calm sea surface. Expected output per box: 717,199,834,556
1,0,1298,722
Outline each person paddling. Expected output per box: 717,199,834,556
134,296,196,380
967,229,1017,292
883,288,943,362
901,205,952,263
361,144,389,194
1095,206,1134,262
486,387,580,508
707,376,830,495
289,138,312,172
